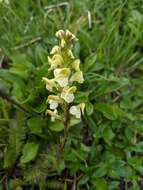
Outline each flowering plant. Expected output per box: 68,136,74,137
42,30,85,146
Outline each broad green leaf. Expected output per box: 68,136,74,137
20,142,39,164
92,179,108,190
92,166,107,178
49,121,64,132
95,103,124,120
27,117,43,135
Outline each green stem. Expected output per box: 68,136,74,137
61,104,70,150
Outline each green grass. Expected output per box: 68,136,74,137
1,0,143,189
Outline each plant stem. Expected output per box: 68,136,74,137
61,104,70,150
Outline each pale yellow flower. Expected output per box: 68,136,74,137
70,71,84,84
56,30,78,45
46,109,61,121
48,54,63,69
55,30,65,39
61,86,77,103
65,30,78,42
50,45,61,54
54,68,71,87
71,59,80,71
47,95,61,109
69,103,85,119
42,77,57,91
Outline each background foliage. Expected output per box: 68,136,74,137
0,0,143,189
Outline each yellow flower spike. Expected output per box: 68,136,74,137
70,71,84,84
42,77,57,91
61,86,77,103
71,59,80,71
42,30,85,123
46,109,61,121
47,95,61,110
69,103,85,119
50,45,61,54
54,68,71,87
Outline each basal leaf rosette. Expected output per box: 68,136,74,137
42,30,85,124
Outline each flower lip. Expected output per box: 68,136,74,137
61,86,77,103
47,95,61,109
42,77,57,91
47,95,61,102
48,54,63,70
54,68,71,77
69,103,85,119
46,109,61,121
70,71,84,84
54,68,71,87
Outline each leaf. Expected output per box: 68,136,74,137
115,166,132,178
93,179,108,190
83,54,97,72
74,91,88,103
49,121,64,132
95,103,124,120
130,142,143,153
27,117,43,135
4,116,25,168
20,142,39,164
78,175,89,185
92,166,107,178
9,53,34,79
86,101,94,116
109,181,120,189
102,128,115,142
70,118,81,127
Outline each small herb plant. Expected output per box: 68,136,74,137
42,30,85,147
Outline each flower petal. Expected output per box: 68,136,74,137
66,30,78,42
48,54,63,69
72,59,80,71
69,106,81,118
55,30,65,39
70,71,84,84
46,109,61,121
47,95,61,110
69,103,85,118
42,77,56,91
50,45,61,54
61,86,77,103
54,68,71,87
61,92,74,103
